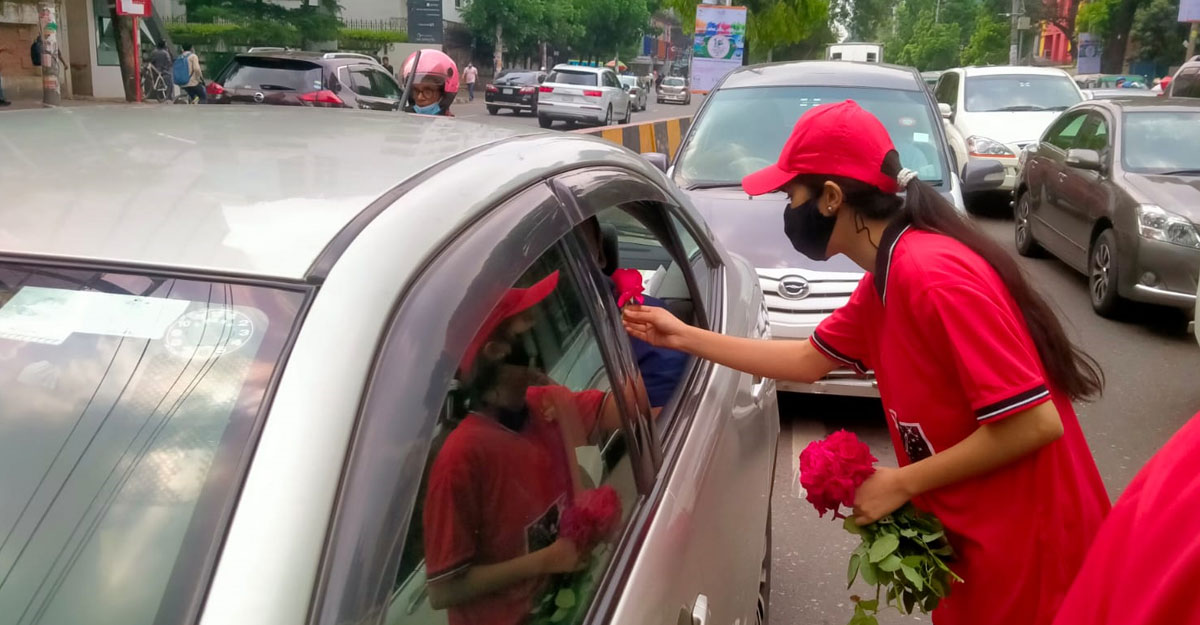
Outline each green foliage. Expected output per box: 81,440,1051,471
961,10,1010,66
842,504,962,625
750,0,830,54
338,27,408,49
1076,0,1119,36
891,10,961,71
180,0,342,47
1131,0,1188,66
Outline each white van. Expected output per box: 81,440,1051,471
826,42,884,63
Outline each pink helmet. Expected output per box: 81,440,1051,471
401,49,459,112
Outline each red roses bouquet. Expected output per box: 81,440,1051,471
531,487,623,625
799,430,962,625
560,485,622,550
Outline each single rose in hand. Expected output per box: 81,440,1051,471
612,268,645,308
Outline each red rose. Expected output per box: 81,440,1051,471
612,268,645,307
798,430,878,519
560,485,623,550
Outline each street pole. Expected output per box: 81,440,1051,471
37,2,61,106
1188,22,1198,60
1009,0,1020,65
133,16,142,102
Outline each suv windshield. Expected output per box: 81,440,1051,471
663,78,685,87
547,70,598,86
218,57,323,92
964,74,1081,112
0,265,303,624
1122,111,1200,174
675,85,946,188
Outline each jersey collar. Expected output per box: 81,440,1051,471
873,217,913,306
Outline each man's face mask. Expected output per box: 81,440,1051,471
783,196,837,261
413,102,441,115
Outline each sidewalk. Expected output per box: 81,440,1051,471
1,96,131,111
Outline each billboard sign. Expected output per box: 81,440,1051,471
407,0,443,44
689,5,746,93
1181,0,1200,21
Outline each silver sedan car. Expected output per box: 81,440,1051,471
0,107,778,625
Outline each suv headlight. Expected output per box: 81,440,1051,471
1137,204,1200,249
966,135,1015,157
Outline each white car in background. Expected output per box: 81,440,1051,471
538,64,633,129
620,75,649,111
934,66,1084,199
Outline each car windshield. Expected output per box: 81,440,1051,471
964,74,1081,112
675,85,946,188
547,70,598,86
0,265,304,624
664,78,685,87
219,58,323,92
495,71,539,86
1122,111,1200,174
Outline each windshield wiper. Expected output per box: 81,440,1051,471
1158,169,1200,176
685,181,743,190
258,84,295,91
990,105,1050,112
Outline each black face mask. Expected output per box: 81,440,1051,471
783,198,837,261
494,404,531,432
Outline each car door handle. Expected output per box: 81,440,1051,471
1058,172,1068,182
691,594,710,625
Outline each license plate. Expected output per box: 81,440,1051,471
503,88,514,95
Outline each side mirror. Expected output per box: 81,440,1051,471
1066,148,1103,172
962,159,1006,194
938,103,953,119
643,152,669,172
538,75,546,83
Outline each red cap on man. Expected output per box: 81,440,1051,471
459,271,559,375
742,100,899,197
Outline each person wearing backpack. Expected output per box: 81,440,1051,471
174,44,205,103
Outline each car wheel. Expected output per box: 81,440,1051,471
487,106,498,115
622,104,632,124
1014,193,1045,257
529,104,538,117
538,116,553,129
603,105,612,126
1090,229,1125,317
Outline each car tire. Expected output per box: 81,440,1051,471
487,106,498,115
1090,228,1125,318
538,116,553,129
1014,193,1045,257
622,104,632,124
529,104,538,117
602,105,612,127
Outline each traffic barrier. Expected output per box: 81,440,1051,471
573,116,693,159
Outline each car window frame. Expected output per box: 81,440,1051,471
1043,109,1090,152
309,180,659,625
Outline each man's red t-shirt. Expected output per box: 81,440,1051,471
1052,413,1200,625
809,223,1110,625
423,387,605,625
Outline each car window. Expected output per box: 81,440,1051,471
349,66,401,99
963,74,1081,112
496,71,540,86
1044,112,1089,150
1078,113,1109,152
1122,110,1200,173
1171,69,1200,98
619,76,637,88
675,85,947,187
935,72,958,107
387,243,640,625
663,77,685,87
218,57,323,92
605,72,620,89
548,70,598,87
0,265,304,625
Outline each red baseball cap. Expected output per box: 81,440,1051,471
460,270,559,375
742,100,899,196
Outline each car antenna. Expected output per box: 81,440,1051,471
399,49,421,113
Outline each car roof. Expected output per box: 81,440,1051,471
718,61,922,91
1094,97,1200,112
0,106,548,280
958,65,1072,77
551,64,608,74
232,51,378,66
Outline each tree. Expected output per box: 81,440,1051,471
661,0,829,61
892,9,962,70
1131,0,1189,68
961,8,1010,65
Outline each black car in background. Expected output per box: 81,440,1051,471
207,51,403,111
1014,98,1200,317
485,70,547,116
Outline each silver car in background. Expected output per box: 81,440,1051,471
0,107,777,625
655,61,1000,397
620,75,649,112
658,76,692,105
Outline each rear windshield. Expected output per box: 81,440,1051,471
548,70,598,86
218,58,323,92
0,264,304,624
619,76,638,87
495,71,540,86
1172,70,1200,98
964,74,1081,112
664,78,685,87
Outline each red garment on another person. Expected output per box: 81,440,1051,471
1052,414,1200,625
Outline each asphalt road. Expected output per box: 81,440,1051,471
451,92,704,130
769,212,1200,625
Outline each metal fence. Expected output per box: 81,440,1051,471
342,17,406,31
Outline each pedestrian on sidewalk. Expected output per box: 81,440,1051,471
623,100,1110,625
180,43,206,104
464,62,478,102
149,40,174,102
382,56,394,77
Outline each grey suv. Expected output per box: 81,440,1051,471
0,107,778,625
207,50,404,110
1168,55,1200,98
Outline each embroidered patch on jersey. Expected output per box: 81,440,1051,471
891,410,935,463
524,495,565,553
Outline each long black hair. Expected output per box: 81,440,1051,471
795,151,1104,401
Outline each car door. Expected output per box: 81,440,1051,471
347,64,404,111
1054,111,1114,269
1026,110,1090,261
935,72,967,171
605,71,628,117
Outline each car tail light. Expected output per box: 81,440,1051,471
299,89,345,107
486,84,498,93
583,90,603,97
206,82,225,96
539,86,554,93
520,86,536,94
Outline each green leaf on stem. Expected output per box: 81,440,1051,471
921,530,945,543
858,599,879,611
848,553,862,588
868,535,900,563
878,554,902,572
900,564,925,591
555,589,577,609
903,590,917,615
860,561,879,586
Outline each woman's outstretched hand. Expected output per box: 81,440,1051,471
622,305,692,351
